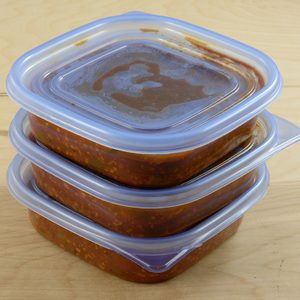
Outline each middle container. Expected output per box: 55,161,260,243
11,109,298,238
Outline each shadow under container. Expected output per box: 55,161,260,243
7,12,282,188
10,110,276,238
7,156,269,283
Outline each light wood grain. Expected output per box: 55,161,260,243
1,0,300,91
1,1,300,299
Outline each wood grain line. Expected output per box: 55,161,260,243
0,130,8,137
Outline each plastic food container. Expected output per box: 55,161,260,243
6,12,282,188
7,156,269,283
9,109,300,237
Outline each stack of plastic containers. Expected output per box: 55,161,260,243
6,12,300,282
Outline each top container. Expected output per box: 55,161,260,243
6,12,282,188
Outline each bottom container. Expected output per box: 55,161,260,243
7,156,269,283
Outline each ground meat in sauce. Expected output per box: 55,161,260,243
32,162,257,237
29,210,243,283
29,113,257,188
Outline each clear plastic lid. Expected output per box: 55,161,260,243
6,12,282,153
40,41,258,130
7,156,269,272
9,109,300,208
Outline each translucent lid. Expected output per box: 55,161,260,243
9,109,300,208
7,156,269,272
6,12,282,153
40,41,257,130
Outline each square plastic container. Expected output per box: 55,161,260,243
9,109,300,237
6,12,282,188
7,156,269,283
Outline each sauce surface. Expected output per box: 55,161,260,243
92,60,211,112
53,42,240,128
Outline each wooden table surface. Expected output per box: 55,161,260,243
1,1,300,299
